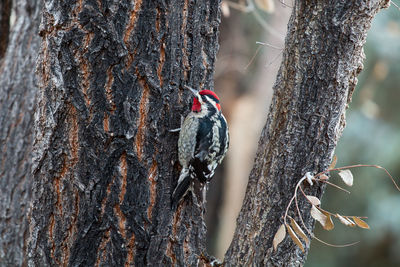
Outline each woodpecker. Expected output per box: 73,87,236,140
171,86,229,210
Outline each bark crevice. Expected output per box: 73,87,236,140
0,0,11,60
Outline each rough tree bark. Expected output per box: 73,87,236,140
224,0,389,266
0,0,42,265
0,0,388,266
0,0,12,59
28,0,220,266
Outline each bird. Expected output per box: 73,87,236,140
171,86,229,210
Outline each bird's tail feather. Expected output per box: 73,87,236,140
171,169,191,210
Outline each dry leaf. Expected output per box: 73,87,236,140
254,0,275,13
320,210,334,231
311,205,327,228
353,217,370,229
338,169,353,186
286,224,305,252
273,224,286,251
290,218,309,245
336,214,352,226
329,155,337,170
306,195,321,206
221,1,230,17
345,217,356,227
336,214,356,227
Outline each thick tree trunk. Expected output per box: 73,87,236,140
224,0,389,266
28,0,221,266
0,0,41,265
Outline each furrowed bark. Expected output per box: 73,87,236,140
0,0,41,265
0,0,12,59
224,0,389,266
28,0,221,266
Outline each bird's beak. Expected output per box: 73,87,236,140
184,85,202,102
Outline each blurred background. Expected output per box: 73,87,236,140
206,1,400,266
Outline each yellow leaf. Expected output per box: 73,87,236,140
320,210,334,231
329,155,337,170
338,169,353,186
273,224,286,252
311,205,327,227
254,0,275,13
306,195,321,206
290,218,309,245
286,224,305,252
353,217,370,229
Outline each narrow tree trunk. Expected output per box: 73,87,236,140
224,0,389,266
29,1,221,266
0,0,41,265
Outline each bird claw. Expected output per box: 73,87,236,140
169,128,181,133
169,115,184,133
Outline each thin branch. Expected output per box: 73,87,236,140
299,183,367,219
313,236,360,248
390,0,400,11
255,41,283,50
245,42,283,69
318,180,351,194
315,202,368,220
244,45,262,69
264,51,283,68
318,164,400,192
284,175,308,225
295,184,310,236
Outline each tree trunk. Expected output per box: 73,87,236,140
0,0,41,265
1,0,389,266
224,0,389,266
28,0,221,266
0,0,12,59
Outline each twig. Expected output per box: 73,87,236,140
263,51,283,69
318,180,351,194
244,45,262,69
299,181,367,219
390,0,400,11
284,175,307,224
255,41,283,50
318,164,400,192
313,236,360,248
295,184,310,235
245,42,283,69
